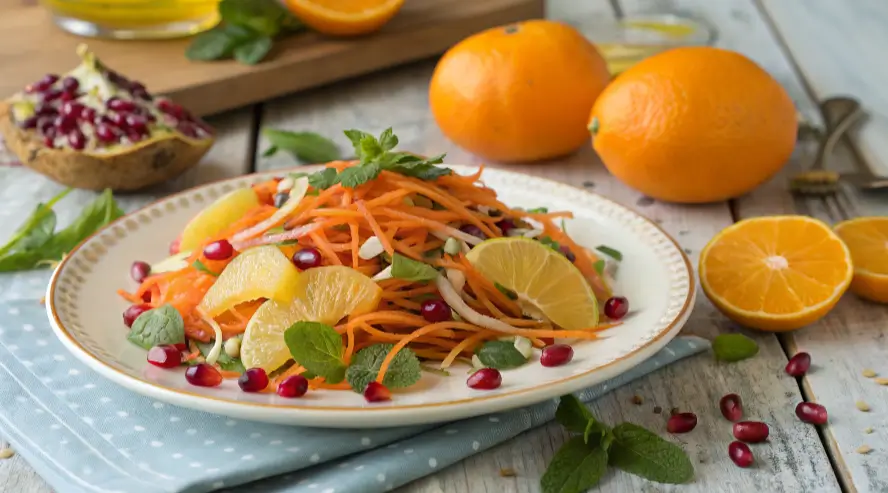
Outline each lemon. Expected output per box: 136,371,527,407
180,187,259,252
198,246,300,318
241,266,382,372
465,237,599,329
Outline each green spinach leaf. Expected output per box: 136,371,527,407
262,129,340,163
476,340,528,369
127,304,186,350
390,253,439,282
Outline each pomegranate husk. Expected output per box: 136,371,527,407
0,101,214,191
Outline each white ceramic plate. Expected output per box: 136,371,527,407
46,165,694,428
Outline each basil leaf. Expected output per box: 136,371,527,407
262,129,340,163
234,35,273,65
390,253,439,282
192,260,219,276
127,304,186,350
538,236,561,252
284,321,347,384
197,340,245,373
336,162,381,188
345,343,421,392
595,245,623,261
540,437,608,493
43,189,125,260
476,340,528,369
308,168,339,190
185,27,239,61
712,333,759,362
608,422,694,484
555,395,596,435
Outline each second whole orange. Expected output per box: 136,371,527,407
589,46,798,203
429,20,612,163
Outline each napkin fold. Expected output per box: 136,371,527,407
0,273,708,493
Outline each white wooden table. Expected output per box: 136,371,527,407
3,0,888,491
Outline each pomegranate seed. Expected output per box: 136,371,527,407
496,219,515,235
292,248,323,270
459,224,485,239
147,344,182,368
95,124,118,143
785,352,811,377
53,114,75,133
169,238,181,255
61,76,79,93
174,343,188,351
364,381,392,402
141,290,152,302
43,136,55,148
60,91,79,103
126,114,148,133
421,298,452,323
107,97,136,112
467,368,502,390
177,121,199,138
108,113,128,129
129,81,151,100
276,375,309,398
728,441,754,468
185,363,223,387
127,131,145,143
540,337,555,346
38,118,54,135
238,368,269,392
796,402,828,425
540,344,574,367
559,245,576,262
29,74,59,93
61,101,83,118
67,129,86,150
35,104,57,117
20,116,37,130
719,393,743,422
123,304,151,327
667,412,698,433
158,99,185,119
81,107,97,123
42,89,62,103
131,261,151,282
604,296,629,320
733,421,769,442
203,240,234,261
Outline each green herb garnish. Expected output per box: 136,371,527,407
345,343,421,393
197,340,245,373
284,321,347,384
526,207,549,214
192,260,219,276
475,340,528,369
127,304,186,350
592,259,605,275
542,395,693,492
595,245,623,262
262,129,341,163
538,236,561,252
494,282,518,301
712,333,759,362
391,253,439,282
0,188,124,272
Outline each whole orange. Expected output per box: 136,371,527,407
589,46,798,203
430,20,611,162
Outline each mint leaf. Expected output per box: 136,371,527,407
712,333,759,362
345,343,421,392
218,0,291,36
262,129,340,163
540,437,608,493
378,127,398,151
379,153,451,180
198,340,245,373
593,259,605,275
308,168,339,190
185,27,240,61
234,35,273,65
527,207,549,214
585,420,613,448
538,236,561,252
476,340,528,369
284,321,347,384
608,422,693,484
337,162,381,188
555,395,596,435
595,245,623,261
127,304,185,350
344,129,374,153
390,253,439,282
192,260,218,276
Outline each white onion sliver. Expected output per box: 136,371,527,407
436,275,524,335
446,268,466,292
372,265,393,282
359,236,385,260
231,222,322,251
231,176,309,243
430,228,484,246
197,308,223,365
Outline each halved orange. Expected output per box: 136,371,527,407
699,216,853,331
834,217,888,303
283,0,405,36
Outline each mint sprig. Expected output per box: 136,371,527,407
307,128,451,189
712,333,759,362
543,395,693,492
345,343,421,392
475,340,528,369
284,321,347,384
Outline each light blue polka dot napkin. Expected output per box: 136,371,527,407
0,270,708,493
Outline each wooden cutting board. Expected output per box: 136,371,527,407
0,0,544,117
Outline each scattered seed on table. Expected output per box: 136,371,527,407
874,377,888,386
499,468,517,477
864,427,874,434
856,401,871,412
653,406,663,414
862,369,877,378
856,445,872,455
0,448,14,459
630,395,643,405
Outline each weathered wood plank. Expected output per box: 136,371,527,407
0,107,257,491
256,2,838,491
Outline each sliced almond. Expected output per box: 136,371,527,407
864,427,874,434
856,445,872,455
874,377,888,386
0,448,14,459
862,369,877,378
856,401,871,412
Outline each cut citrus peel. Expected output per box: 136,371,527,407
283,0,405,36
179,187,260,252
699,215,853,331
834,217,888,303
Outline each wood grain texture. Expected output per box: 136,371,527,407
0,0,544,117
256,3,838,491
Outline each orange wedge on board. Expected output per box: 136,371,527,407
699,216,853,332
283,0,405,36
834,217,888,304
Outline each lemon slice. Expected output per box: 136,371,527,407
180,187,260,252
465,237,599,329
241,266,383,372
198,246,300,318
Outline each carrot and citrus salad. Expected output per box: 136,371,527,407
119,128,628,400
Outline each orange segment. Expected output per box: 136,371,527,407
835,217,888,303
283,0,405,36
699,216,852,331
